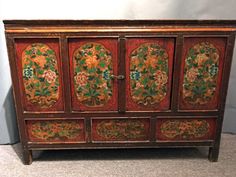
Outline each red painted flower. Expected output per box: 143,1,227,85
74,72,88,86
153,70,168,87
186,68,199,82
42,70,57,83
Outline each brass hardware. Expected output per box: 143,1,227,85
111,74,125,80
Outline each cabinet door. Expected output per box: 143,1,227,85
179,37,227,110
69,38,118,111
125,38,175,111
15,38,64,112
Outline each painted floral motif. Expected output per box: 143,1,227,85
73,43,113,107
160,120,210,140
29,121,83,141
130,43,169,106
96,120,146,140
22,43,60,108
183,42,219,105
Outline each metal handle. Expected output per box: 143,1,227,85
110,74,125,80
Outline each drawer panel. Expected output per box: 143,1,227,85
92,118,150,142
156,118,216,141
26,119,85,143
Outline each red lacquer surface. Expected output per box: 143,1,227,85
125,38,175,111
179,37,227,110
15,38,64,112
69,38,118,111
27,119,85,142
92,118,150,141
156,118,216,141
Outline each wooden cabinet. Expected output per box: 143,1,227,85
4,20,236,164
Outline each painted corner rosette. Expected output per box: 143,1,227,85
130,43,169,106
22,43,60,108
73,42,113,107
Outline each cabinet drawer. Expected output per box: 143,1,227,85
91,118,150,142
156,118,216,141
26,119,85,143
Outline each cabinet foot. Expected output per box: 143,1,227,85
208,147,219,162
22,149,33,165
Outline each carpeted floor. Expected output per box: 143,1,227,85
0,133,236,177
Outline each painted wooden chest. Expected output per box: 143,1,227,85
4,20,236,164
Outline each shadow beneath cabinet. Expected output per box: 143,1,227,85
30,147,209,162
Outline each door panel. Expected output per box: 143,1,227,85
15,38,64,112
126,38,175,111
69,39,118,111
179,37,227,110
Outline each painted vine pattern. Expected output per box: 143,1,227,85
130,43,169,106
30,121,83,141
22,43,60,108
160,120,210,140
96,120,146,140
183,42,220,105
73,43,113,107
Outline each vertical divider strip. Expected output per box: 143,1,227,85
171,35,184,112
60,35,72,113
118,37,126,113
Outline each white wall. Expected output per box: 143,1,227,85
0,0,236,144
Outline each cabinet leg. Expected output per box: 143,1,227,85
208,147,219,162
22,149,33,165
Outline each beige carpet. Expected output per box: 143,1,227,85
0,133,236,177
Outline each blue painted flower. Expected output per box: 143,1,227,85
103,70,110,80
23,66,34,79
209,64,218,77
130,71,141,80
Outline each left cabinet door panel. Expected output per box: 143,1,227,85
15,38,64,112
69,38,118,111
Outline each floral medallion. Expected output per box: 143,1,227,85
22,43,60,108
160,120,210,140
96,120,146,140
130,43,169,106
73,43,113,107
29,120,83,141
183,42,219,105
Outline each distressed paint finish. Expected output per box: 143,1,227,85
126,38,175,111
22,43,60,108
69,39,118,111
179,38,227,110
130,43,169,105
183,42,219,105
157,119,216,140
92,119,150,141
27,120,85,142
15,39,64,112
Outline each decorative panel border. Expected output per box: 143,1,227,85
69,38,118,111
156,118,216,141
91,118,150,142
14,38,64,112
125,38,175,111
26,119,85,143
179,37,227,110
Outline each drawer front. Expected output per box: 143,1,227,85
92,118,150,142
26,119,85,143
156,118,216,141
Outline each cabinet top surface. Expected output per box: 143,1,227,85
4,20,236,33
